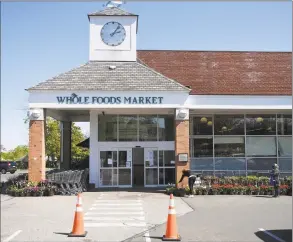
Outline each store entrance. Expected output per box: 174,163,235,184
132,147,144,187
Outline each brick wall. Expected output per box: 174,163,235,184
28,120,46,182
175,120,190,188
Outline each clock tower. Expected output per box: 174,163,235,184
88,6,138,62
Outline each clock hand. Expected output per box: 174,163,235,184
110,26,120,37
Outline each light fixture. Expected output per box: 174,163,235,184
222,126,227,131
31,110,41,119
200,117,207,123
256,117,263,123
207,121,213,126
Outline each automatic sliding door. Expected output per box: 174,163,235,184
100,151,117,187
118,148,132,187
144,148,158,186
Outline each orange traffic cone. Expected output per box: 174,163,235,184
162,194,181,241
68,193,87,237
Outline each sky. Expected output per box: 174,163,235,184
1,1,292,151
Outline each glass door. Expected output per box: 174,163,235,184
117,148,132,187
144,148,158,186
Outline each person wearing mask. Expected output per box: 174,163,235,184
270,163,280,198
178,169,197,197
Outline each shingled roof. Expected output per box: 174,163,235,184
88,7,137,17
26,61,190,92
137,50,292,95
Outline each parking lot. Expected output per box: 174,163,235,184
1,190,292,242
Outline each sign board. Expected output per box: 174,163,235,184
178,153,188,162
56,93,164,105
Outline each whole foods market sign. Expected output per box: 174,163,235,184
56,93,164,105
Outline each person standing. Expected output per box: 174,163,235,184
270,163,280,197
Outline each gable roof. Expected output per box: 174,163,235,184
26,61,190,92
88,7,137,17
137,50,292,95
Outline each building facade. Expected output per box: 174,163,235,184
26,7,292,188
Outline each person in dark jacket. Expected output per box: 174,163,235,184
270,163,280,197
178,169,197,197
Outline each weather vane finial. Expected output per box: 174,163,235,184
104,1,125,8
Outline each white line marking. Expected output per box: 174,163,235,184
93,203,142,206
85,222,147,227
95,200,142,202
89,207,143,211
258,228,286,242
84,216,145,221
85,211,144,215
3,230,22,242
144,231,151,242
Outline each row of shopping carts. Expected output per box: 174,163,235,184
46,169,89,195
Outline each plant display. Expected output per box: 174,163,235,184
165,175,292,197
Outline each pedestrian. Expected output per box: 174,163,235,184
270,163,280,198
178,169,197,197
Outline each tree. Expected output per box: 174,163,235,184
45,117,61,161
0,145,28,161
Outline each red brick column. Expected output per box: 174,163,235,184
28,110,46,182
175,109,190,188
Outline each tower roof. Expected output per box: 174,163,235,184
88,7,138,17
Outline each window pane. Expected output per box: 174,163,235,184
215,171,246,177
165,168,175,185
146,169,158,185
247,158,277,170
118,151,127,167
278,137,292,157
214,115,244,135
193,138,213,157
215,158,246,170
100,169,112,186
164,150,175,167
191,116,213,135
159,168,164,185
119,115,137,141
246,114,276,135
159,150,163,166
279,158,292,171
277,114,292,135
158,115,175,141
145,150,158,167
214,137,245,157
190,158,214,170
246,137,277,157
139,115,158,141
118,169,131,186
98,115,117,141
100,151,117,167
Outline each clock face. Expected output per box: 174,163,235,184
100,22,126,46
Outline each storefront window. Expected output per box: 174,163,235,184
191,116,213,135
139,115,158,141
277,114,292,135
100,151,117,168
158,115,175,141
146,169,158,185
214,115,244,135
278,137,292,157
190,158,214,170
119,115,138,141
214,158,246,170
247,158,277,170
193,138,213,157
98,115,118,141
164,150,175,167
246,136,277,157
246,114,276,135
279,158,292,171
214,137,245,157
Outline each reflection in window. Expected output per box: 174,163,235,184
190,158,214,170
118,151,127,167
277,114,292,135
192,116,213,135
193,138,213,157
146,169,158,185
214,115,244,135
278,137,292,157
119,115,137,141
214,137,245,157
158,115,175,141
214,158,246,170
118,169,131,186
98,115,118,141
164,151,175,167
100,151,117,167
246,115,276,135
247,158,277,170
279,158,292,171
246,137,276,157
139,115,158,141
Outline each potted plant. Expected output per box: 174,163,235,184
246,186,252,195
267,186,273,196
18,188,25,197
202,187,207,195
176,188,186,197
280,185,288,195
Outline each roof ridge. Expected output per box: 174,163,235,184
137,49,292,54
136,58,191,92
